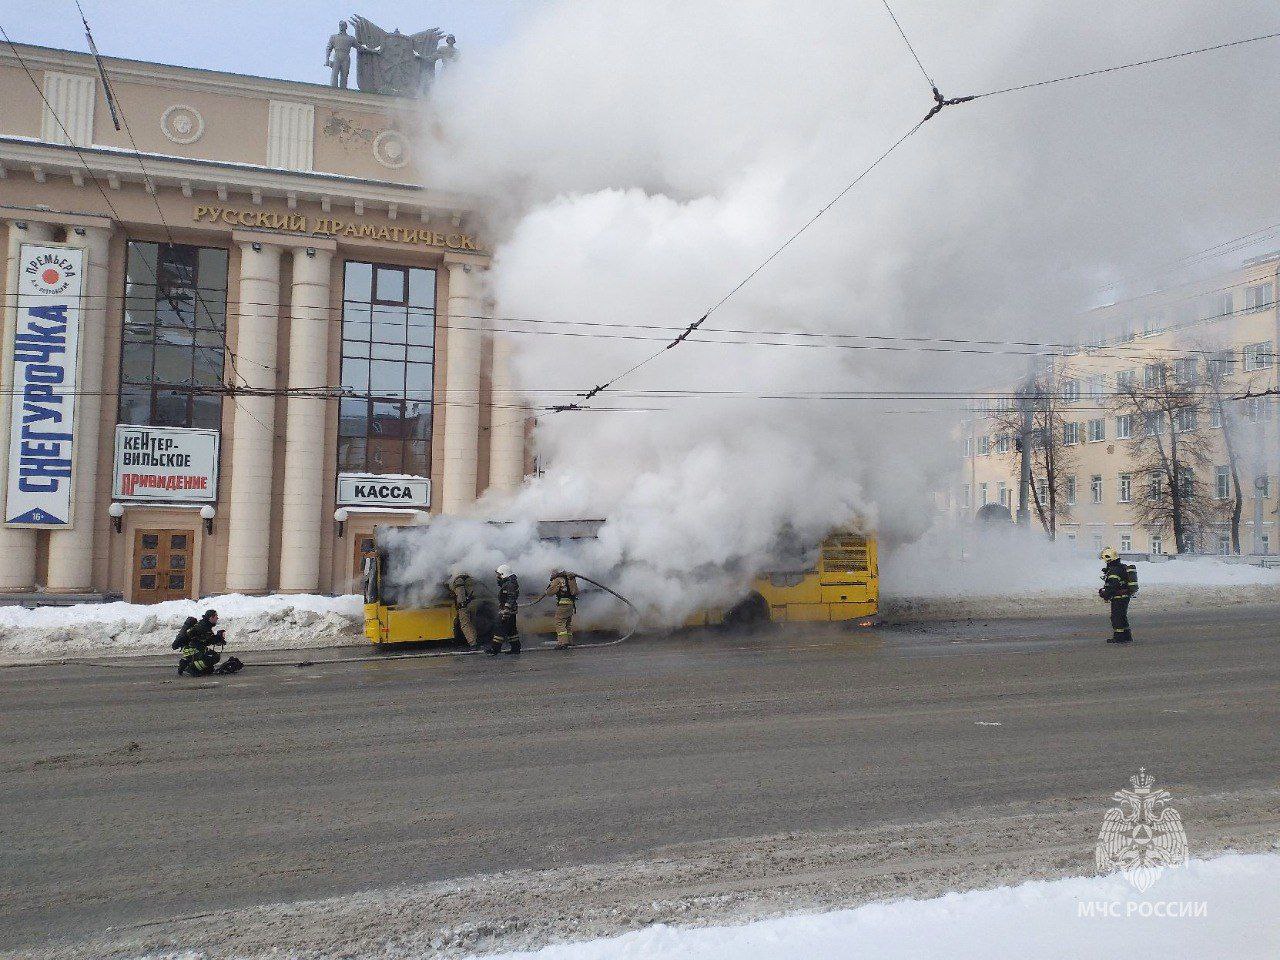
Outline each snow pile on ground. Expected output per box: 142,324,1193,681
882,530,1280,619
0,593,363,663
470,854,1280,960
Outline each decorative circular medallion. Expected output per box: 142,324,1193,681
372,129,409,169
160,104,204,145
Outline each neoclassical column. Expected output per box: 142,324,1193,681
277,243,334,593
487,333,526,495
0,219,56,591
440,259,485,514
45,225,112,592
223,240,282,594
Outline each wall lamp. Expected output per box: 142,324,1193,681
334,507,349,539
108,502,125,533
200,504,216,535
251,241,262,252
305,246,316,258
72,226,86,236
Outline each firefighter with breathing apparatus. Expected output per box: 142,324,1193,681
536,569,579,649
1098,547,1138,644
490,563,521,655
448,572,480,648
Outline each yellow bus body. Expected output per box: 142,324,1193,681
364,531,878,645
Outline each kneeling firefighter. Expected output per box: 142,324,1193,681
449,572,480,647
489,563,521,655
1098,548,1138,644
540,569,579,649
174,609,243,675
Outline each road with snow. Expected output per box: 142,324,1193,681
3,606,1279,955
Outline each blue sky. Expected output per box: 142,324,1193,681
2,1,538,84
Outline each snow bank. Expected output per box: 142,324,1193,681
0,593,363,663
471,854,1280,960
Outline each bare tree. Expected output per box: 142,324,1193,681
993,371,1074,540
1112,361,1222,553
1202,348,1246,553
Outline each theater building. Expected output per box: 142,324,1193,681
0,41,527,601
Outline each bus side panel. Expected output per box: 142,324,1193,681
383,605,457,644
364,603,384,643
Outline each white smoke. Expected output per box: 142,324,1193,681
395,0,1280,620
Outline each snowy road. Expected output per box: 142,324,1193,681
3,606,1279,956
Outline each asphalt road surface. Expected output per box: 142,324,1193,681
3,606,1278,952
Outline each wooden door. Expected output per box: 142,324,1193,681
133,528,195,604
353,531,377,587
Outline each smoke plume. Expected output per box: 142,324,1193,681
391,0,1280,619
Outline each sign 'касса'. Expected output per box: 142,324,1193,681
337,472,430,509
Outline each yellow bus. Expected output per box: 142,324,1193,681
362,520,878,645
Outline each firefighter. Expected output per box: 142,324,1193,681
538,569,579,649
449,572,479,647
490,563,521,655
176,609,240,675
1098,548,1134,644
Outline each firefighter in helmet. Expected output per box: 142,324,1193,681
490,563,521,655
1098,547,1135,644
537,569,579,649
448,571,479,647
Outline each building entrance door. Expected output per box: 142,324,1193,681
353,531,377,587
133,529,195,604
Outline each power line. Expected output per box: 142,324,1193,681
880,0,935,89
970,29,1280,100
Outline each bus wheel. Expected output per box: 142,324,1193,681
723,592,769,628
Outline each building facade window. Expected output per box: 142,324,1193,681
118,241,228,428
979,482,989,505
995,434,1012,455
1035,477,1048,505
1243,341,1273,371
1216,465,1231,500
1118,473,1133,503
1115,369,1136,391
1219,534,1231,556
1065,476,1077,505
1091,475,1103,503
1244,282,1275,313
1151,535,1164,555
1260,534,1272,555
1144,364,1163,388
1210,403,1223,428
338,261,436,476
964,436,973,457
998,481,1009,507
1172,406,1197,433
1063,421,1081,445
1115,414,1133,440
1173,357,1197,384
1060,378,1080,402
963,483,971,507
1087,418,1105,442
978,435,991,456
1120,533,1132,552
1258,474,1272,499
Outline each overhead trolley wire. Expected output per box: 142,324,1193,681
559,25,1280,415
880,0,936,89
968,29,1280,101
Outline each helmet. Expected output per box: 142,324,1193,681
1099,547,1119,562
496,563,512,578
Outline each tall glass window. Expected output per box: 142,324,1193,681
118,241,228,429
338,261,436,475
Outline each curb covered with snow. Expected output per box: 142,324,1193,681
470,854,1280,960
0,594,363,664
